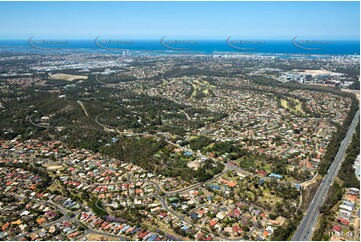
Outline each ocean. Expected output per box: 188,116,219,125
0,39,359,56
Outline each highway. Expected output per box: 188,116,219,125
291,110,360,241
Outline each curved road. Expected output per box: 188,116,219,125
27,116,51,129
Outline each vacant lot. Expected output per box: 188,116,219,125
50,73,88,81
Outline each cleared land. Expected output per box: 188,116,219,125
294,69,344,76
50,73,88,81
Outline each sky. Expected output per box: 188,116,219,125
0,1,359,40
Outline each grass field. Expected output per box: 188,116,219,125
50,73,88,81
86,233,120,241
280,97,306,115
188,79,214,99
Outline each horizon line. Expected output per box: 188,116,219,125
0,38,360,41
